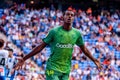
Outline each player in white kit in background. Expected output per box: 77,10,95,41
0,39,9,80
6,48,17,80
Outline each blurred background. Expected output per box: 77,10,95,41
0,0,120,80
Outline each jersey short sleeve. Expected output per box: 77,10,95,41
42,29,54,44
76,32,84,46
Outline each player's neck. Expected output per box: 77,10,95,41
9,55,13,57
63,23,72,31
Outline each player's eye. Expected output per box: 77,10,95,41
66,13,70,16
66,13,74,17
71,14,74,17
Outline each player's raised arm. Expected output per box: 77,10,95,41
14,41,47,69
14,23,54,70
75,30,102,71
79,44,102,71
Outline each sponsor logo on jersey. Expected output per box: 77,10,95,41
56,43,73,48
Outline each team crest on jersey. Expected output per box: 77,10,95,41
71,34,76,39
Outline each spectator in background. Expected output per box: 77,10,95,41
116,23,120,37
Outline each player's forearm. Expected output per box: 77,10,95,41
23,42,46,61
80,45,96,62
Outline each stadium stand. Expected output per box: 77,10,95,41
0,3,120,80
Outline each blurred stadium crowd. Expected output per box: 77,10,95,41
0,3,120,80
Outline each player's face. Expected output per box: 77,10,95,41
64,11,74,24
9,51,13,55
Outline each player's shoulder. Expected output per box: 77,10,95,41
52,26,61,31
0,49,9,54
0,49,9,57
49,26,61,33
72,27,84,37
72,27,81,34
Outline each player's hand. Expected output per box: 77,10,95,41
94,59,103,71
14,57,25,70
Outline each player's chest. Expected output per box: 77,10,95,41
8,58,14,63
54,32,77,43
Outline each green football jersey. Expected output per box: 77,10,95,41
43,26,84,73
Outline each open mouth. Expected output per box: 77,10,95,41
67,19,71,22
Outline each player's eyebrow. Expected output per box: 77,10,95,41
66,12,74,16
